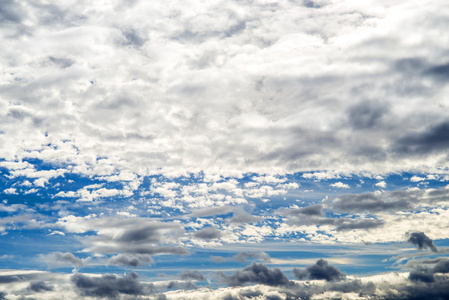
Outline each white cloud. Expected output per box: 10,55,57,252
330,182,350,189
302,172,341,181
3,188,17,194
410,176,426,182
375,181,387,188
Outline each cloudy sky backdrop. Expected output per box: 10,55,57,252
1,0,449,299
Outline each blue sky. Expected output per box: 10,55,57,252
1,0,449,299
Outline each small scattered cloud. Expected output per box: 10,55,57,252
330,182,350,189
375,181,386,188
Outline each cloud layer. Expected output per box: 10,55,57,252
1,0,449,176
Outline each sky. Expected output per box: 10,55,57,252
1,0,449,299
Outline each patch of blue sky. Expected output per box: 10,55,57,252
0,230,81,267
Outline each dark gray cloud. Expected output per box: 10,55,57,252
232,251,271,263
407,232,438,252
193,227,222,240
393,121,449,155
93,244,189,256
278,205,384,231
265,295,283,300
179,270,206,281
121,29,146,47
285,204,324,217
425,62,449,80
347,101,389,130
106,223,180,244
166,280,198,290
0,274,38,284
211,255,227,263
189,206,234,218
331,192,411,213
27,281,54,292
217,262,290,287
228,212,264,225
408,267,435,283
156,294,168,300
73,218,188,256
48,56,74,69
406,257,449,281
293,259,346,282
334,218,384,231
0,0,23,24
407,258,449,288
277,205,334,227
107,253,153,267
71,271,152,298
239,289,263,298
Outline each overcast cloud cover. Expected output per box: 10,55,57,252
1,0,449,298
